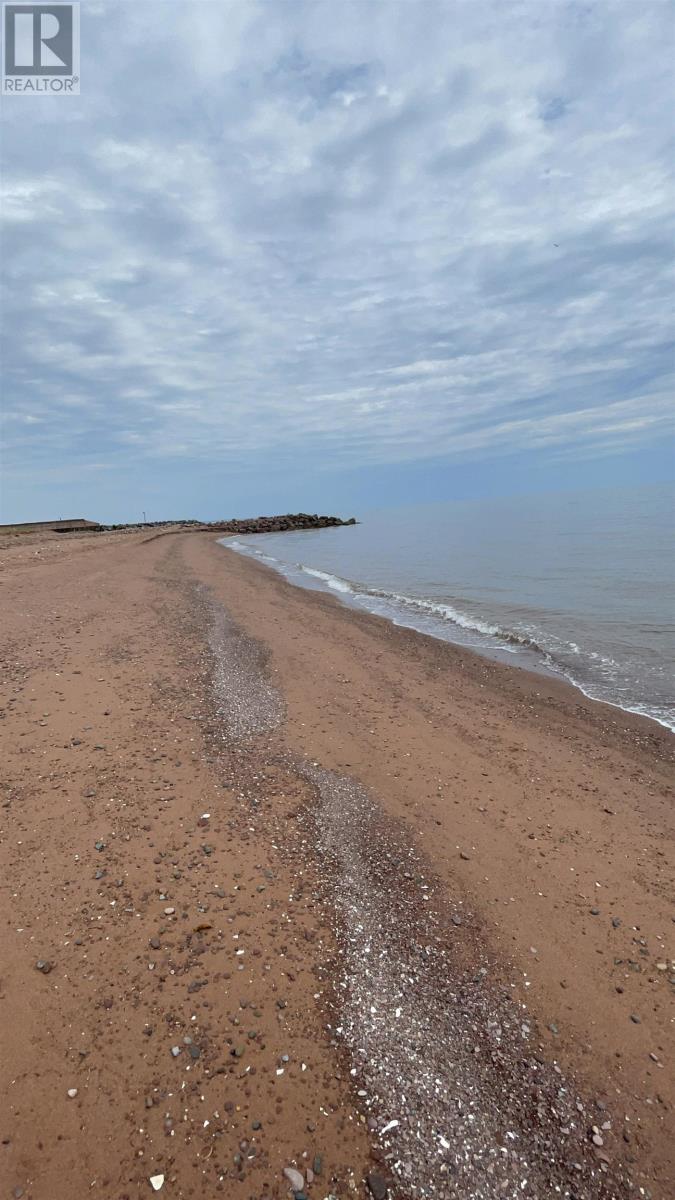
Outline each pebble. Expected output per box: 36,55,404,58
67,1088,78,1099
35,960,52,974
149,1175,165,1192
164,907,175,916
630,1014,641,1024
283,1167,304,1191
171,1045,181,1057
459,851,470,861
94,841,105,852
367,1174,388,1199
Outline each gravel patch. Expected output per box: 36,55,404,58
301,763,629,1200
205,592,283,739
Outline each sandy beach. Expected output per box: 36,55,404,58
1,529,672,1200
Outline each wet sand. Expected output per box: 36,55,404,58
0,530,672,1200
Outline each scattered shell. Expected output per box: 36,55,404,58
283,1166,304,1191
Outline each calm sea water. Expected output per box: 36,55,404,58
223,483,675,731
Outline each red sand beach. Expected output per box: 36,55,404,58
1,529,672,1199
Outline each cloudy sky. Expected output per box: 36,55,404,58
1,0,673,522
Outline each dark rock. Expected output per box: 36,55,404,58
367,1174,388,1199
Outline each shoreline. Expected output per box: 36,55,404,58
222,535,675,736
1,530,672,1198
221,533,675,751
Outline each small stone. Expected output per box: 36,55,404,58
459,851,470,861
188,1044,201,1060
149,1175,164,1192
283,1167,304,1191
630,1014,641,1024
367,1174,388,1200
164,907,175,916
171,1045,181,1057
94,841,105,852
590,908,600,916
612,918,621,928
35,960,52,974
67,1088,78,1099
149,937,161,950
451,914,462,927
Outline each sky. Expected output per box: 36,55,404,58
1,0,674,523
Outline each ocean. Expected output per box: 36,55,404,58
223,483,675,732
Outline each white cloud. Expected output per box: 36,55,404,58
1,0,673,486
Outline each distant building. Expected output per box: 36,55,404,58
0,518,102,534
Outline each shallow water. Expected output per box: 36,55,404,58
223,482,675,731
